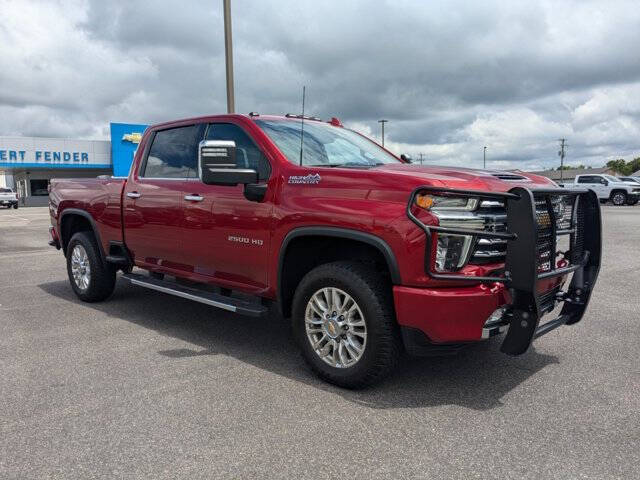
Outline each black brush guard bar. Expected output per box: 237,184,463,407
407,186,602,355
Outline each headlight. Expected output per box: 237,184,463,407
435,235,475,271
415,194,478,211
415,194,486,272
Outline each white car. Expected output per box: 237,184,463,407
618,176,640,185
560,174,640,206
0,188,18,209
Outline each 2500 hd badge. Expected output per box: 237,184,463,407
228,235,264,246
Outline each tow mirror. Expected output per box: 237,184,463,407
401,154,413,163
198,140,258,186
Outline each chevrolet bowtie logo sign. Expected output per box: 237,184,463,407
122,133,142,144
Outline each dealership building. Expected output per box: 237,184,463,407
0,122,147,206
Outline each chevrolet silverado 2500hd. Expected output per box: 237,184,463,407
560,174,640,205
48,114,602,388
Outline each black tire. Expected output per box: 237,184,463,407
13,204,18,209
66,231,116,302
610,191,627,206
626,197,638,206
292,261,401,389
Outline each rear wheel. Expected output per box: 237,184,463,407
611,191,627,206
292,261,401,389
66,231,116,302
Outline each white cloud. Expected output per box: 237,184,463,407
0,0,639,168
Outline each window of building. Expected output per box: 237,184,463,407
30,179,49,196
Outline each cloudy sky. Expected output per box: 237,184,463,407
1,0,639,170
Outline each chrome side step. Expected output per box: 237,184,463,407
122,273,267,317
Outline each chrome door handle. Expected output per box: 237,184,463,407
184,194,204,202
126,192,141,199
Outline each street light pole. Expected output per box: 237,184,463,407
483,146,487,169
223,0,235,113
378,119,388,147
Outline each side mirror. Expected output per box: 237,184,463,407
198,140,258,186
401,154,412,163
602,179,609,186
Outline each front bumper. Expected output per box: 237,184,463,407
393,283,509,344
0,200,17,205
401,186,602,356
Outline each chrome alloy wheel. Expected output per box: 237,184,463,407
305,287,367,369
71,244,91,291
612,192,625,205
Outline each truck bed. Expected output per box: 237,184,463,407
49,176,126,253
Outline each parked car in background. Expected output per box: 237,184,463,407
618,176,640,185
560,174,640,205
0,188,18,209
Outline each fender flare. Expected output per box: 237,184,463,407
277,226,402,310
59,208,106,261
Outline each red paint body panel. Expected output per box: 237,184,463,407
393,284,510,342
49,113,563,343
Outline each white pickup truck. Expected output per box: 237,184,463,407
0,188,19,209
560,174,640,206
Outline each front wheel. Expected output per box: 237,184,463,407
13,203,18,209
66,231,116,302
627,197,639,206
292,262,401,389
611,191,627,206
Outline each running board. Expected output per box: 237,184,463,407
122,273,267,317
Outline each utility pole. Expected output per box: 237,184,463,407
483,146,487,169
378,119,388,147
558,138,567,183
223,0,235,113
418,153,425,165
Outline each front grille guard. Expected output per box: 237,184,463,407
407,186,602,355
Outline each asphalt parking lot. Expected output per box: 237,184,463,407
1,206,638,479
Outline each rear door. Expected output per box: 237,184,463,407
176,121,274,292
123,124,204,271
576,175,605,198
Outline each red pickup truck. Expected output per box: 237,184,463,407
49,114,601,388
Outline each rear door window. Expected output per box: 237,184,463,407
577,176,595,184
142,125,204,178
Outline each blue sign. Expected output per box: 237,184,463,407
110,122,148,177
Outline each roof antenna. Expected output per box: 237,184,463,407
299,85,306,166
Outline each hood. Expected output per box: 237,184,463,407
374,163,557,192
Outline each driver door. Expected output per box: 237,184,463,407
177,122,274,292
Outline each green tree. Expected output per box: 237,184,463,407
627,157,640,174
607,159,630,175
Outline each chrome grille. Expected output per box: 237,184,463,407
470,195,578,267
470,200,508,264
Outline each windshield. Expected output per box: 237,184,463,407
604,175,624,183
255,119,401,168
